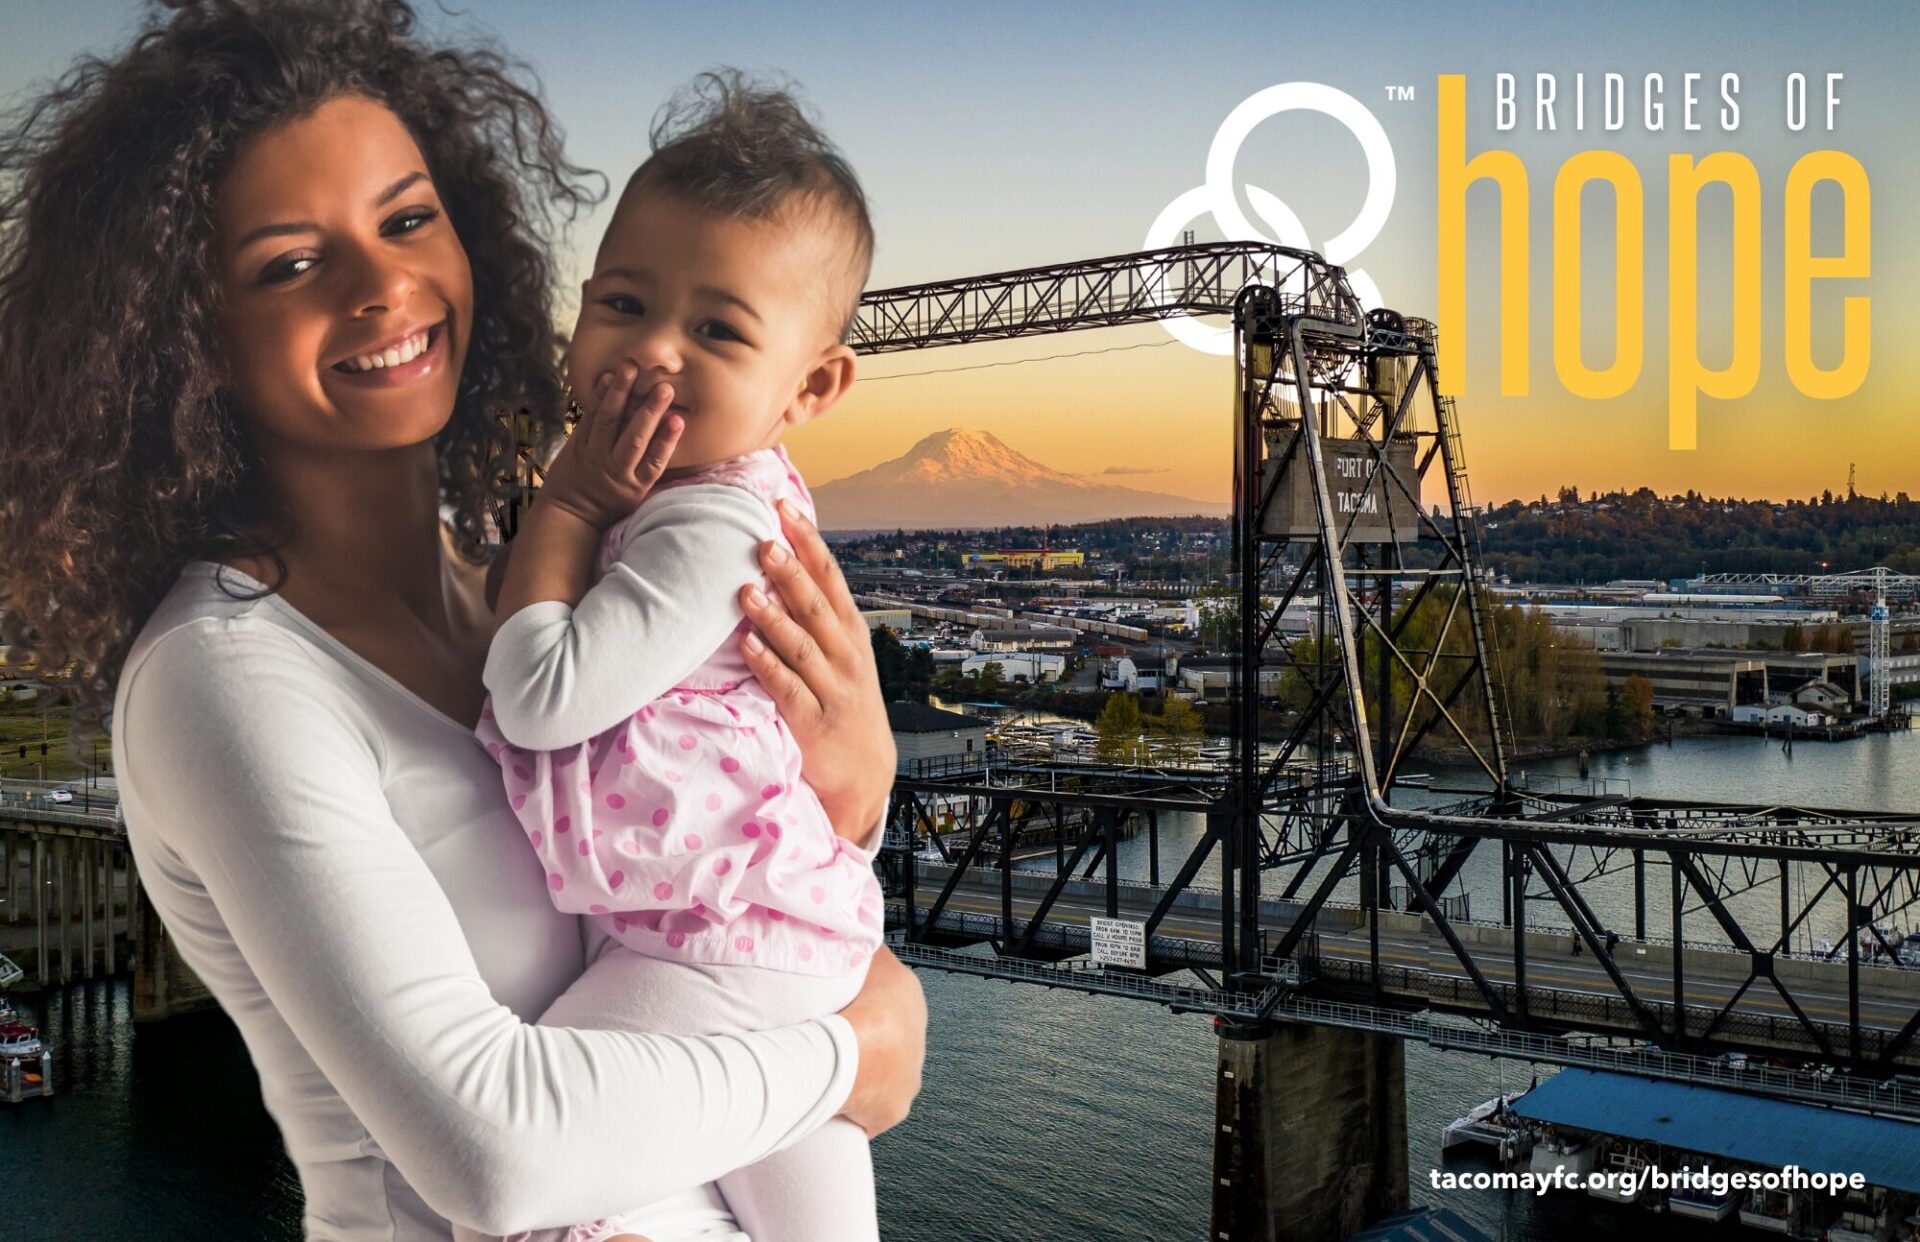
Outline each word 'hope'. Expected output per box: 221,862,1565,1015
1435,75,1870,450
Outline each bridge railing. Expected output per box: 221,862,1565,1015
1317,956,1920,1069
0,802,123,831
888,932,1920,1116
904,858,1920,972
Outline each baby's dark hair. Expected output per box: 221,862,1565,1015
623,70,873,342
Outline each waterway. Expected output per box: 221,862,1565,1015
7,727,1917,1239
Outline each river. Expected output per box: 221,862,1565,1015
7,726,1917,1240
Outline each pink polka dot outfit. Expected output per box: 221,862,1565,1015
477,446,884,980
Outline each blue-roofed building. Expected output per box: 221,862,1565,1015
1510,1068,1920,1194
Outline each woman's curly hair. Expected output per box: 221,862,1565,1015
0,0,600,743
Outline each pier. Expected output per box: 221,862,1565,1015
1,809,134,988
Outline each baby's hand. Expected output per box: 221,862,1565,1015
536,366,683,531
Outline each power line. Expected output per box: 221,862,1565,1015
858,337,1185,383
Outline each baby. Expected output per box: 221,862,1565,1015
463,75,885,1242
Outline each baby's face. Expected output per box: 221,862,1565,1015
569,190,850,473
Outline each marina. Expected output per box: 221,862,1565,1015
1440,1066,1920,1240
0,952,51,1103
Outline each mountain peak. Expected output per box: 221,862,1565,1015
913,428,1006,451
811,427,1227,531
890,429,1075,483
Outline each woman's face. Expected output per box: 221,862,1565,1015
212,94,472,457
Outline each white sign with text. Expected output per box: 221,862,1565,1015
1089,917,1147,970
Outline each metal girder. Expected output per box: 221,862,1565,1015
851,241,1360,355
857,241,1920,1080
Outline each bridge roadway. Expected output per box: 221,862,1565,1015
905,866,1920,1062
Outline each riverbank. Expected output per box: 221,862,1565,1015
938,687,1709,763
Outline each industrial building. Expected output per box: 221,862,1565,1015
859,608,912,633
959,652,1064,683
1597,651,1769,718
1101,653,1176,693
972,626,1078,652
886,701,992,773
957,549,1087,571
1174,657,1289,701
1596,648,1862,719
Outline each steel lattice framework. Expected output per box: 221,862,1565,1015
852,242,1920,1099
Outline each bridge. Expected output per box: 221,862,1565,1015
0,799,137,990
844,242,1920,1240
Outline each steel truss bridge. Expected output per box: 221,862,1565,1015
847,241,1920,1115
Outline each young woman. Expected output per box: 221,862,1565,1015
0,3,924,1239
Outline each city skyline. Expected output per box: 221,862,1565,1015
4,0,1912,505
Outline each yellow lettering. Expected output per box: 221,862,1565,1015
1785,151,1870,398
1438,74,1530,395
1667,153,1761,450
1553,151,1643,399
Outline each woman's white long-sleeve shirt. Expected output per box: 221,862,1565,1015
113,563,860,1240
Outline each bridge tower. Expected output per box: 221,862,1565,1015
1208,287,1513,1240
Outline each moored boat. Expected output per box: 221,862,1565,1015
1440,1092,1533,1163
1528,1129,1598,1181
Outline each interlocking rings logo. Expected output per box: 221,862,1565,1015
1145,82,1396,356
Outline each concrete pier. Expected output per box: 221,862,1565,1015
2,824,136,990
1209,1019,1409,1241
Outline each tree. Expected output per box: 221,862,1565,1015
974,661,1007,700
1095,692,1144,764
905,645,935,701
1152,695,1204,764
1622,675,1656,741
872,627,908,700
1195,583,1239,649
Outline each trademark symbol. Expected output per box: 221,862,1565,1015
1385,85,1416,102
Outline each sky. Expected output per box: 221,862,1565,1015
2,0,1914,506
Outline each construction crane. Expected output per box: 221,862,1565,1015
1692,565,1919,719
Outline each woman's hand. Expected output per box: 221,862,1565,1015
738,498,896,841
836,947,926,1137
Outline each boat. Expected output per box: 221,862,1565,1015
1665,1161,1740,1221
0,1016,51,1104
1829,1186,1900,1242
1528,1130,1598,1180
0,1014,41,1058
1440,1093,1533,1163
1587,1139,1660,1208
1740,1185,1809,1234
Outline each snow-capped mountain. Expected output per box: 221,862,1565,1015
810,428,1226,531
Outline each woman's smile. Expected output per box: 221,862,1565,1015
325,318,450,389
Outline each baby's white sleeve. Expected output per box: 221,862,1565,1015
117,619,859,1235
483,484,774,751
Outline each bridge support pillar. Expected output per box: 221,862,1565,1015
1210,1018,1407,1242
82,839,96,981
132,875,215,1022
33,836,47,988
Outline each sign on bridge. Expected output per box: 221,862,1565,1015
1089,917,1147,970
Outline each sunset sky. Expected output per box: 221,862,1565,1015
6,0,1913,506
